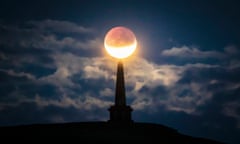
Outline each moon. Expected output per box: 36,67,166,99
104,26,137,59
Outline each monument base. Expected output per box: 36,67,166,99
108,105,133,122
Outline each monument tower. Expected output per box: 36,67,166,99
108,61,133,122
104,26,137,122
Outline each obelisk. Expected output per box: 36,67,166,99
108,61,133,122
104,26,136,123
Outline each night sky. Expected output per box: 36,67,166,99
0,0,240,143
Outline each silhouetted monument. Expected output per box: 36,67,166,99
108,61,133,122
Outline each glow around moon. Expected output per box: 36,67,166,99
104,26,137,59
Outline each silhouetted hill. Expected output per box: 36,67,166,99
0,122,224,144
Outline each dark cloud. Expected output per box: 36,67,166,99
28,19,93,34
0,20,100,58
0,102,108,126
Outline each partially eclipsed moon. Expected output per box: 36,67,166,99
104,26,137,59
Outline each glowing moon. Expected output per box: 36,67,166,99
104,26,137,59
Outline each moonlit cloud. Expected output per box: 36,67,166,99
34,94,112,110
39,67,75,88
0,93,112,113
100,88,114,97
42,52,115,86
162,82,213,114
131,93,153,110
161,46,225,59
125,58,183,91
0,69,36,80
83,65,110,80
126,61,218,114
1,48,220,115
